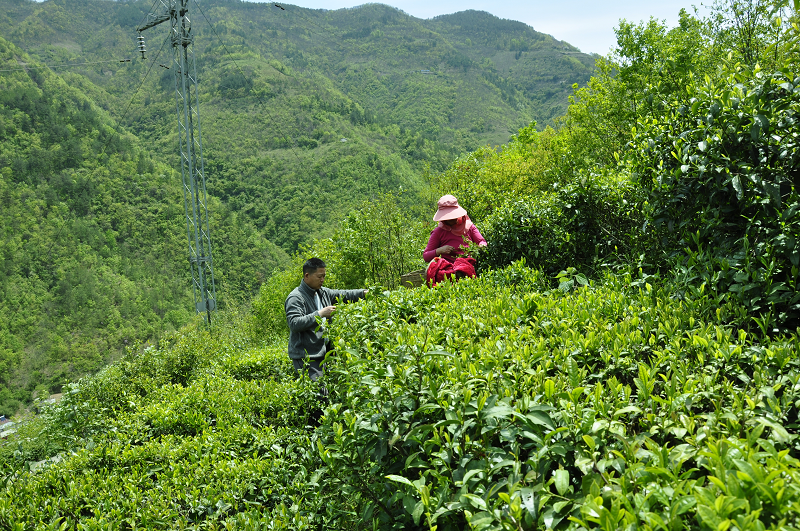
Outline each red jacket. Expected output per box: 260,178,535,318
426,256,477,286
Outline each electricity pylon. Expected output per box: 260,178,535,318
137,0,216,322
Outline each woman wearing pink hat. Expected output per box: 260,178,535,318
423,195,487,263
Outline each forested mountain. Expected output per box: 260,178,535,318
5,1,800,528
0,0,594,249
0,0,594,413
0,35,290,414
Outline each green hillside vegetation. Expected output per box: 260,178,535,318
4,0,800,529
0,37,289,413
3,266,800,529
427,10,593,122
0,0,595,251
0,0,596,412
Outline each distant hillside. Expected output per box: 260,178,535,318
429,10,594,122
0,0,596,251
0,35,289,414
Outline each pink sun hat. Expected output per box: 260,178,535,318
433,194,468,221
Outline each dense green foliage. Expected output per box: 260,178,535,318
4,0,800,528
311,193,430,290
0,313,335,528
426,124,565,222
0,37,289,414
4,265,800,529
634,67,800,330
425,1,800,332
0,0,595,252
477,172,647,275
321,265,800,530
0,0,596,412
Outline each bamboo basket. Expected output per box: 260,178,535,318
400,268,426,288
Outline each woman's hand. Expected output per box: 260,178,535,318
438,245,456,256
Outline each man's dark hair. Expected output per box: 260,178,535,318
303,257,326,275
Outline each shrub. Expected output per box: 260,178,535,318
251,263,302,340
479,172,647,275
633,67,800,329
428,125,570,223
4,264,800,530
323,193,429,290
478,192,569,274
0,311,353,530
317,265,800,530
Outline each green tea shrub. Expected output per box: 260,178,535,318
316,267,800,530
251,263,302,339
479,172,647,275
1,424,331,529
5,264,800,529
478,192,569,273
2,317,293,463
140,374,301,437
479,258,548,289
321,194,429,290
0,309,363,529
16,336,210,459
221,345,294,381
633,67,800,329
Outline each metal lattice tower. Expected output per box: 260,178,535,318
137,0,216,321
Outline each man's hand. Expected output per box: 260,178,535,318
319,305,336,318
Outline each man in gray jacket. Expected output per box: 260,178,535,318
285,257,366,380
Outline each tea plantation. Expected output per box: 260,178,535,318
2,262,800,530
3,1,800,527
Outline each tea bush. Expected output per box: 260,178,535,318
479,172,648,275
321,193,429,290
0,311,363,530
633,67,800,329
317,266,800,530
251,263,303,339
3,262,800,529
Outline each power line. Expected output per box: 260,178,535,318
138,0,167,31
137,0,223,321
0,59,132,73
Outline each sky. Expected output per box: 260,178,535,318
259,0,710,56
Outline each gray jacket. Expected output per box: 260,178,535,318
285,280,365,360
